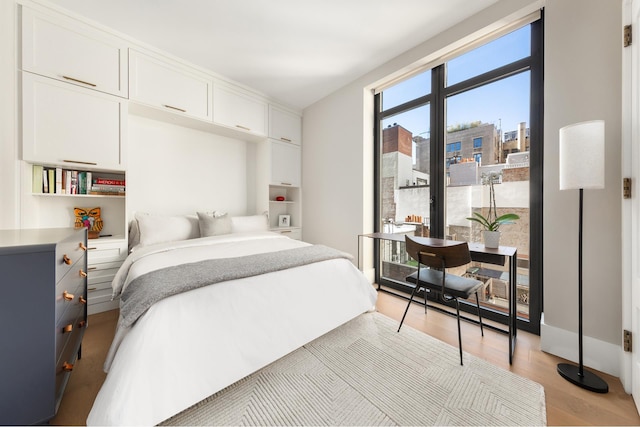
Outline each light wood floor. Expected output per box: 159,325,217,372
51,290,640,426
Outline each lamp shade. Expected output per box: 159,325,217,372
559,120,605,190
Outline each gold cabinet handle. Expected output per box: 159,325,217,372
62,324,73,333
280,182,292,186
63,254,72,265
79,296,86,304
62,362,74,372
62,75,96,87
88,287,97,291
87,267,97,271
63,159,97,166
63,291,74,301
235,124,251,131
79,270,87,278
280,137,292,142
163,104,186,113
78,320,86,328
79,242,87,251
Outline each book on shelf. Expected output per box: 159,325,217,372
30,164,125,196
55,167,63,194
93,177,125,186
32,165,43,193
42,168,48,193
47,169,55,194
70,170,78,194
64,170,72,194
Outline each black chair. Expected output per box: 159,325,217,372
397,235,484,365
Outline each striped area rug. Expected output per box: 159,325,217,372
161,312,546,426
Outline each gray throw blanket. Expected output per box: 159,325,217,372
120,244,352,328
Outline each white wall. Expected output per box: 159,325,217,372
0,1,19,230
126,116,249,218
303,0,624,376
541,0,622,375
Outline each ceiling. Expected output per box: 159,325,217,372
45,0,498,110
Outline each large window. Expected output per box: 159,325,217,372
374,17,543,334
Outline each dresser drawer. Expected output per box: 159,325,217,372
54,316,84,407
55,230,86,283
88,286,116,306
55,303,85,363
55,258,86,324
87,240,127,264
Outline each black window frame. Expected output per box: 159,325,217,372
373,14,544,334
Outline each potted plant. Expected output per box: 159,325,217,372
466,171,519,248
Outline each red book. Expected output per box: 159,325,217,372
94,178,125,186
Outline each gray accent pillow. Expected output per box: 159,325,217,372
197,211,232,237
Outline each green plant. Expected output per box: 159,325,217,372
466,171,519,231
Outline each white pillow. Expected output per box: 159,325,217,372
197,211,232,237
231,213,269,233
134,212,200,248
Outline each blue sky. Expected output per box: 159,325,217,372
381,25,531,139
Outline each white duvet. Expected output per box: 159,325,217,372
87,232,377,426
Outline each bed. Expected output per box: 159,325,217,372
86,213,378,425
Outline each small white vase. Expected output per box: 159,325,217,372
483,230,501,248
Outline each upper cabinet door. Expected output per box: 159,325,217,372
129,50,212,121
270,140,301,187
269,105,302,145
21,6,128,98
213,83,268,137
22,72,126,171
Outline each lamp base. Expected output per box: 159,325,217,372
557,363,609,393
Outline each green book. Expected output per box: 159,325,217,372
31,165,43,193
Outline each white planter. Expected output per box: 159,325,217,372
483,230,501,248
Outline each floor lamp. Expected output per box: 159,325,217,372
557,120,609,393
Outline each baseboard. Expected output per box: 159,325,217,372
540,315,621,378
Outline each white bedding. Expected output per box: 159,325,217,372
87,232,377,426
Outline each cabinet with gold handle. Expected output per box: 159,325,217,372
61,75,97,87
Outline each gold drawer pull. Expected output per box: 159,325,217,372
63,159,97,166
62,362,74,372
62,324,73,333
235,124,251,131
87,267,97,271
63,254,72,265
62,75,96,87
79,242,87,251
87,247,97,250
79,296,86,304
280,137,292,142
163,104,186,113
78,320,86,328
63,291,74,301
79,270,87,278
280,182,292,186
88,287,97,291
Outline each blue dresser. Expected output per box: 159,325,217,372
0,228,87,425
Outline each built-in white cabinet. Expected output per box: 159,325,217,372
86,239,127,314
256,139,302,239
22,72,126,171
129,50,212,121
213,83,268,137
270,139,301,187
21,6,128,98
269,105,302,145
